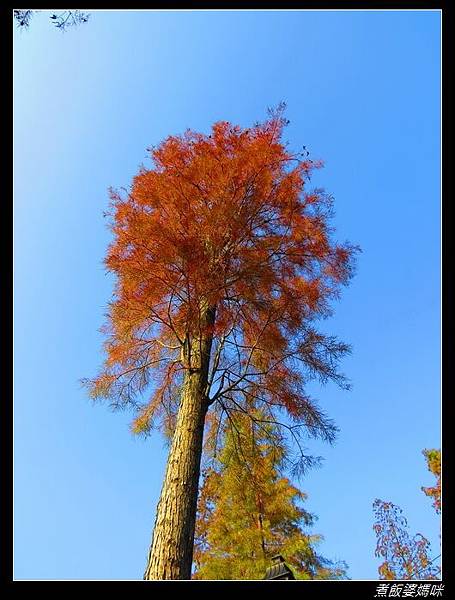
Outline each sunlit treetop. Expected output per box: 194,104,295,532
85,103,359,470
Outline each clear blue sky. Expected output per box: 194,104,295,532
13,10,441,580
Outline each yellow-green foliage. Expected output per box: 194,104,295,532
193,411,347,580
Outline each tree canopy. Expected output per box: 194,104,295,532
85,104,358,473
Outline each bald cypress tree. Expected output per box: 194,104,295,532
85,106,357,578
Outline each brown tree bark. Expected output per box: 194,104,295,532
143,306,215,580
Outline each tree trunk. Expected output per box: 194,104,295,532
143,306,215,580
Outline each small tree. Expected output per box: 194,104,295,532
193,409,348,580
373,449,442,580
373,499,440,580
85,104,358,579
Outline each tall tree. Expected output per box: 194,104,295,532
84,104,358,579
193,410,348,580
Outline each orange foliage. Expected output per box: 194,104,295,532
84,103,358,443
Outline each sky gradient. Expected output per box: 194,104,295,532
13,9,441,580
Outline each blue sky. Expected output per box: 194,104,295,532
13,10,441,580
